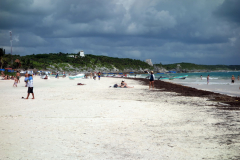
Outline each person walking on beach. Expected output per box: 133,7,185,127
55,71,59,79
200,75,202,80
231,75,235,83
16,71,20,83
26,74,34,99
98,72,101,80
207,75,209,85
13,77,18,87
149,71,155,90
238,75,239,81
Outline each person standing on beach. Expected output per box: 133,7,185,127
98,72,101,80
231,75,235,83
16,71,20,83
149,71,155,90
207,75,209,85
90,72,92,79
200,75,202,80
13,77,18,87
238,75,239,81
26,74,34,99
55,71,59,78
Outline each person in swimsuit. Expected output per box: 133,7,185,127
90,72,92,79
231,75,235,83
207,75,209,85
149,71,155,90
120,80,134,88
98,72,101,80
16,71,20,83
13,77,18,87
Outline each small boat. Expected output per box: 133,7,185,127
69,74,85,80
158,76,168,80
173,75,188,79
158,75,188,80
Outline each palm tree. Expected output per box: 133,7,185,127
0,56,8,69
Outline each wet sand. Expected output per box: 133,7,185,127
0,76,240,159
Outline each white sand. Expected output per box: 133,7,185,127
0,76,240,159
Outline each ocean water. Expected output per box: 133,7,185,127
136,72,240,97
137,72,240,84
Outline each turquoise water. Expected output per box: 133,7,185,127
137,72,240,83
136,72,240,97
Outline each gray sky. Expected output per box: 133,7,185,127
0,0,240,65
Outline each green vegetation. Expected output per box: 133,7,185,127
1,48,239,72
0,50,153,72
154,62,240,71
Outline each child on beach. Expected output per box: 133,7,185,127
16,71,20,83
149,71,155,90
13,77,18,87
98,72,101,80
26,74,34,99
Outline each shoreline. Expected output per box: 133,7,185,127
127,78,240,109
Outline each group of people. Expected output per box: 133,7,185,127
114,80,134,88
201,74,240,85
88,72,101,80
23,72,34,99
11,71,34,99
231,75,239,83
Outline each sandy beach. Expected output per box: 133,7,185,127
0,76,240,159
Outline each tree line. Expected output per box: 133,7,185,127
0,50,153,71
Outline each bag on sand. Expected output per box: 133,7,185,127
113,84,118,88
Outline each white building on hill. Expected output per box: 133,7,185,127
80,51,85,57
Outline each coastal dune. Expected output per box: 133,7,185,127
0,77,239,159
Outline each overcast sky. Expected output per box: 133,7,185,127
0,0,240,65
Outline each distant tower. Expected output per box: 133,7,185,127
80,51,85,57
145,59,153,66
9,31,12,55
9,31,13,64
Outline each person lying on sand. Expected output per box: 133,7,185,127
120,80,134,88
77,83,85,85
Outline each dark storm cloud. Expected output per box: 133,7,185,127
214,0,240,23
0,0,240,65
